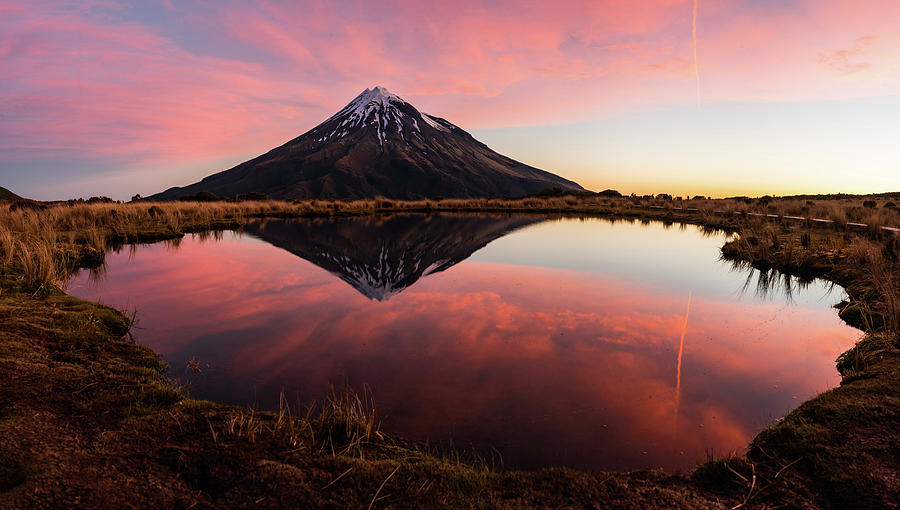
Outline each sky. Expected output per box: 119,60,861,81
1,0,898,200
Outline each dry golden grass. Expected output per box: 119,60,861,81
0,201,300,289
1,195,897,292
214,385,381,459
851,240,900,336
721,213,900,339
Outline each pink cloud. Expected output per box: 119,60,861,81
2,0,899,195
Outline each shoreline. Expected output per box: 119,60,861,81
1,199,897,508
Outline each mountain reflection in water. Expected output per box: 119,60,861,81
241,214,544,300
67,215,857,472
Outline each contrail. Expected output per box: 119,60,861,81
692,0,700,105
674,290,692,419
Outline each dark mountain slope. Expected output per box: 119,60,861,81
0,187,22,201
151,86,583,200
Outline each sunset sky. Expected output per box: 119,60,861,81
1,0,898,200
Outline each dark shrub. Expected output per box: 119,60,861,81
9,199,46,212
178,191,220,202
85,196,115,204
234,192,269,202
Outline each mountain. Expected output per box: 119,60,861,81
0,187,22,201
241,214,545,300
151,86,584,200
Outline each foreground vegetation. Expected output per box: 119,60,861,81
1,195,898,508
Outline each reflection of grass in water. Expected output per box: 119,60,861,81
721,220,898,340
727,260,816,303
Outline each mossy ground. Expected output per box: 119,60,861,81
1,203,898,508
0,282,728,508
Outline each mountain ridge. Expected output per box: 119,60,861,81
150,86,584,201
0,187,22,201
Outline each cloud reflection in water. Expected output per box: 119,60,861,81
67,216,857,471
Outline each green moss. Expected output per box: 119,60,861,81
126,383,184,417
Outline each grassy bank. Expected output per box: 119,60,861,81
1,197,898,508
714,217,900,507
3,194,897,290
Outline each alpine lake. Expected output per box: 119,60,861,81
67,214,858,472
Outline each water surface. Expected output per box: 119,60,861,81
68,214,857,471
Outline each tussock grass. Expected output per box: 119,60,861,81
0,201,294,290
850,241,900,337
216,386,381,458
309,385,382,456
720,212,899,343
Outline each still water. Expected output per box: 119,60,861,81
68,214,857,472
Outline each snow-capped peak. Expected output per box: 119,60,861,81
314,85,457,148
348,86,405,110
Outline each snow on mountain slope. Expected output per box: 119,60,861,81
310,86,457,148
151,86,585,201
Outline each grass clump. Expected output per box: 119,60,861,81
127,381,184,417
835,333,896,379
